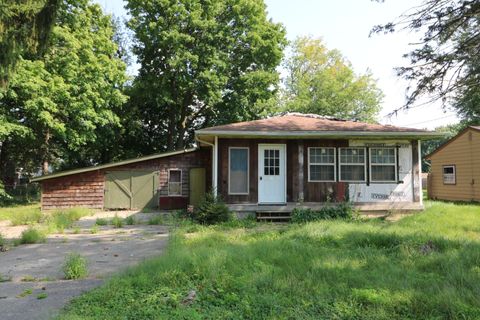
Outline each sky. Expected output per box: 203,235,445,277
94,0,459,130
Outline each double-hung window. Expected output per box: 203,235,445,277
370,148,397,182
443,165,456,184
308,147,336,181
339,148,366,182
168,169,182,196
229,147,249,194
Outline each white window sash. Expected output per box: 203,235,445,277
307,147,336,182
369,148,398,183
168,169,182,196
228,147,250,195
338,147,367,183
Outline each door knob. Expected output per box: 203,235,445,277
260,176,262,180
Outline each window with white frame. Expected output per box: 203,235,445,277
308,147,336,181
370,148,397,182
168,169,182,196
339,148,366,182
229,147,249,194
443,165,456,185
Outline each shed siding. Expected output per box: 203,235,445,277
429,128,479,201
40,149,211,210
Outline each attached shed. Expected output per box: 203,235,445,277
425,126,480,202
31,148,211,210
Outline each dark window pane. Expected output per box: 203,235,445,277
443,166,454,174
229,148,249,193
275,167,279,175
371,165,396,181
264,167,268,175
310,165,334,181
340,165,365,181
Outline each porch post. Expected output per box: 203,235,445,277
213,136,218,197
298,141,304,202
418,140,423,205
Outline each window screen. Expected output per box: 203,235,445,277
229,148,249,194
309,148,335,181
168,169,182,196
443,165,455,184
339,148,366,182
370,148,397,182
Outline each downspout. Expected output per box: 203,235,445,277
195,136,218,197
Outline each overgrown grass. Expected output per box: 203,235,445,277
63,253,88,280
15,227,46,245
44,208,92,233
0,204,42,225
60,201,480,319
95,218,108,226
111,215,123,228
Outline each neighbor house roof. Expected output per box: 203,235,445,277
31,148,198,182
196,113,443,139
425,126,480,160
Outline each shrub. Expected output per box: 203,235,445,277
17,228,46,244
111,215,123,228
9,207,43,226
193,191,232,225
291,202,356,223
95,218,108,226
124,215,136,225
147,215,163,225
63,253,88,280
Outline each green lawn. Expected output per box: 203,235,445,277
59,201,480,319
0,203,42,225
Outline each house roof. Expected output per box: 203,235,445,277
196,113,443,139
30,148,198,182
425,126,480,160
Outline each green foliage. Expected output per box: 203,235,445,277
59,201,480,319
37,292,48,299
111,215,123,228
0,181,13,204
422,124,463,172
192,191,233,225
371,0,480,113
17,227,46,244
124,215,136,225
62,252,88,280
125,0,287,151
95,218,108,226
90,225,99,234
291,202,356,223
147,215,164,225
1,0,128,177
0,204,42,225
44,208,91,233
0,232,5,247
282,36,382,122
17,288,33,298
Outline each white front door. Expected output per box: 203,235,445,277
258,144,286,204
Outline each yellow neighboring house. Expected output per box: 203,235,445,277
425,126,480,202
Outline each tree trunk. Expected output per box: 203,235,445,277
42,129,51,175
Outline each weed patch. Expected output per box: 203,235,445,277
16,228,46,245
63,253,88,280
111,215,123,228
95,218,108,226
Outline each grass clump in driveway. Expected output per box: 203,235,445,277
95,218,108,226
63,253,88,280
45,208,92,233
124,215,136,225
16,227,46,245
60,201,480,319
111,215,123,228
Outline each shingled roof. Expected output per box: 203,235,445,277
196,113,441,138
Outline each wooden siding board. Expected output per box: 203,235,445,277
428,128,479,201
40,149,211,210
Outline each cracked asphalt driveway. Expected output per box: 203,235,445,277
0,213,169,320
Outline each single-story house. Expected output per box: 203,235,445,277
425,125,480,202
31,113,442,213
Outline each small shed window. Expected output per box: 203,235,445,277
229,147,249,194
168,169,182,196
370,148,397,182
339,148,366,182
443,165,456,185
308,147,336,182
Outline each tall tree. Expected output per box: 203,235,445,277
371,0,480,115
282,36,382,122
0,0,128,177
126,0,287,151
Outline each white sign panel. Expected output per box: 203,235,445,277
348,140,413,203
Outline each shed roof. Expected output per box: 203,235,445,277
196,113,443,139
425,126,480,159
31,148,198,182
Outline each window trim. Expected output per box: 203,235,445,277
338,147,367,183
369,147,398,183
228,147,250,195
307,147,336,182
168,169,182,196
442,165,456,185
